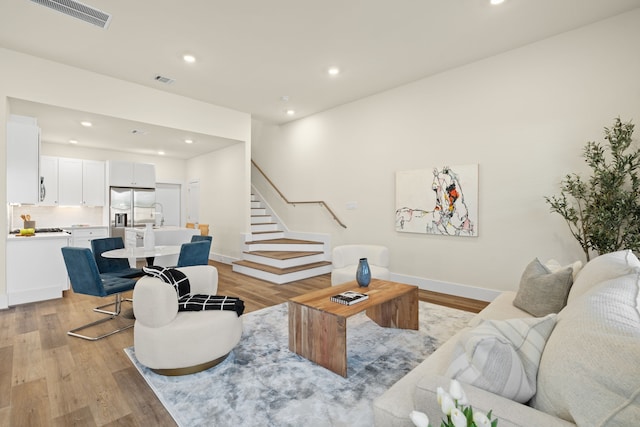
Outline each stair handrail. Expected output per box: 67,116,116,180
252,160,347,229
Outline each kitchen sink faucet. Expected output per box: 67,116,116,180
153,202,164,226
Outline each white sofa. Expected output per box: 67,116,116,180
133,265,243,375
373,250,640,427
331,244,390,285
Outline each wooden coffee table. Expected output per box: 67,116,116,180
288,279,419,377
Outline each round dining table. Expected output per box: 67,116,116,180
102,245,182,266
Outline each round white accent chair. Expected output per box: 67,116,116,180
133,265,243,375
331,244,391,286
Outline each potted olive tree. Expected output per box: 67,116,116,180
545,118,640,261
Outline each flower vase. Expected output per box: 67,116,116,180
356,258,371,287
144,223,155,251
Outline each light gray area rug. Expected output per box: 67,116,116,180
124,301,474,427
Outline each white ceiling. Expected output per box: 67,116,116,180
8,98,239,160
2,0,640,158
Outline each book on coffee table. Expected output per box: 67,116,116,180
330,290,369,305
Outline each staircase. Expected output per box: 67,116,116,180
231,193,332,284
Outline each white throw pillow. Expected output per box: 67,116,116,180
544,259,583,281
568,249,640,303
445,314,557,403
532,271,640,425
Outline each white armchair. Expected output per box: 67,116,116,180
133,265,243,375
331,244,390,286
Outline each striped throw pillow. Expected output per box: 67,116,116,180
445,314,557,403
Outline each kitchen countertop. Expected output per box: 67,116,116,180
7,232,71,240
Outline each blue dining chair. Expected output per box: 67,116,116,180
61,247,137,341
91,237,144,278
191,234,212,243
176,240,211,267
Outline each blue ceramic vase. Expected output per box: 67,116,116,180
356,258,371,287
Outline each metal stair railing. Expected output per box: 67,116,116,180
251,160,347,229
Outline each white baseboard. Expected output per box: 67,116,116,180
211,253,238,265
211,251,500,302
0,294,8,310
389,272,500,302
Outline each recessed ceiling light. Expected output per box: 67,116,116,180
490,0,505,4
328,67,340,76
185,139,193,144
183,54,196,63
286,109,295,116
69,139,78,144
158,151,165,155
80,121,92,127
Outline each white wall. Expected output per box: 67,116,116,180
186,142,249,262
1,48,251,307
252,9,640,298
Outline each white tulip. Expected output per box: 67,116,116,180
449,379,468,405
473,411,491,427
451,407,467,427
409,410,430,427
437,386,446,405
440,392,455,416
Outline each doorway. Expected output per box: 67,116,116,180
187,180,200,224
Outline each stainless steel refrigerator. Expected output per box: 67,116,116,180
110,187,156,240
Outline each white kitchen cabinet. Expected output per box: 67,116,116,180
39,155,59,206
69,226,109,249
109,160,155,188
7,116,40,204
58,157,83,205
57,158,106,206
7,234,70,305
82,160,105,206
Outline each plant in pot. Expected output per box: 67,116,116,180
545,117,640,261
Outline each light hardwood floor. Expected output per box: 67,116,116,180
0,261,487,426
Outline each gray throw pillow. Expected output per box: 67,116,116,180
513,258,573,317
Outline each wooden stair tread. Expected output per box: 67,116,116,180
246,238,322,245
233,260,331,275
244,250,323,260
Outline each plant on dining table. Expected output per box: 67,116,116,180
409,379,498,427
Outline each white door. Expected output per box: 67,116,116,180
187,180,200,224
155,183,181,227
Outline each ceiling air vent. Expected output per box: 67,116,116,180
154,75,176,85
30,0,112,29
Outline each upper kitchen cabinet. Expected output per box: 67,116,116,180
109,160,155,188
7,115,40,204
82,160,106,206
39,155,59,206
58,158,105,206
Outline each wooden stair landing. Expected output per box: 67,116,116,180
245,238,322,245
245,250,323,260
233,260,332,275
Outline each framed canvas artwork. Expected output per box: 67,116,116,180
395,164,478,237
